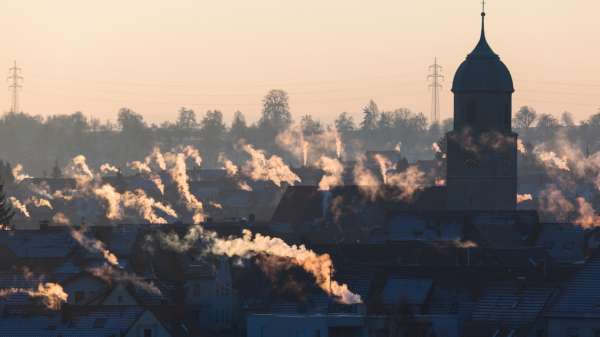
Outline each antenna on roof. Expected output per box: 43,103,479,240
481,0,486,13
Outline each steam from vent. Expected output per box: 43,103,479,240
24,196,52,209
218,153,238,177
66,155,95,181
0,283,68,309
240,142,301,186
12,164,32,183
537,151,570,171
158,226,362,304
316,156,344,191
168,153,204,222
451,240,478,248
374,154,395,185
53,212,71,225
517,139,527,154
395,142,402,153
73,231,162,294
128,146,167,172
301,133,308,166
538,185,574,222
386,166,426,202
218,153,251,191
517,194,532,203
100,164,119,174
8,197,29,217
71,227,119,266
148,173,164,195
353,157,382,202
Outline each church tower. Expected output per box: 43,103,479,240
446,10,517,210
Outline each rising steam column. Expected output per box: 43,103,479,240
446,10,517,210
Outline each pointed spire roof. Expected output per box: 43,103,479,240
451,11,513,92
468,12,498,58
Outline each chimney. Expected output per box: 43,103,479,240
239,218,247,237
39,219,49,233
300,236,308,245
539,259,547,281
249,214,255,223
61,302,70,323
517,277,526,293
206,217,213,224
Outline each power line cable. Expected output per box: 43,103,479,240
19,58,430,75
25,71,427,88
24,80,425,97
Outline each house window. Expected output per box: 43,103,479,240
215,311,219,323
117,295,123,304
221,310,224,324
467,103,477,124
75,291,85,304
216,284,219,297
544,241,554,249
144,329,152,337
226,310,229,322
449,303,459,314
193,283,201,296
567,328,578,337
93,318,107,328
564,241,574,249
226,283,229,297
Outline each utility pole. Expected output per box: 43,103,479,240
7,61,23,113
428,57,443,125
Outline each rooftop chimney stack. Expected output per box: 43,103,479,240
517,277,526,293
39,219,49,233
249,214,255,223
61,303,70,323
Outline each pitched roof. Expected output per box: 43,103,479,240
482,248,556,267
272,185,447,229
379,278,434,304
0,230,95,258
545,248,600,318
0,305,146,337
149,304,212,337
471,224,526,248
534,223,590,263
461,281,557,337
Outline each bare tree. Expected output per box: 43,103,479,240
513,106,538,132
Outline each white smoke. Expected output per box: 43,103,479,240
316,156,344,191
240,142,301,187
12,164,32,183
100,164,120,174
8,197,29,217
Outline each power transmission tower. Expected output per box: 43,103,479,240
8,61,23,113
428,57,443,125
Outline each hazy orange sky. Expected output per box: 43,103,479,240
1,0,599,127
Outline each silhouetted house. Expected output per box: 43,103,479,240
475,247,556,267
460,280,559,337
272,185,447,232
544,249,600,335
534,223,591,264
0,304,209,337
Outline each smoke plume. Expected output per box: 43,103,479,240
159,226,361,304
316,156,344,191
517,194,532,203
100,164,120,174
8,197,29,217
12,164,32,183
0,283,68,310
240,142,301,187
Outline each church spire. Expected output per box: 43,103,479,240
468,5,497,58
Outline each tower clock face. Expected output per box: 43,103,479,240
462,150,479,169
502,150,511,169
